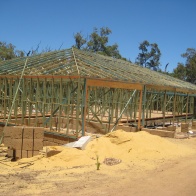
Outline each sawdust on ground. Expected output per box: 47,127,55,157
1,129,196,196
3,129,194,172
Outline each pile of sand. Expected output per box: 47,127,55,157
85,130,195,168
16,130,195,171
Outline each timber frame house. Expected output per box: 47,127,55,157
0,48,196,139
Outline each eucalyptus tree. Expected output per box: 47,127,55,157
73,27,122,59
0,41,24,61
73,32,87,49
136,40,161,70
173,48,196,84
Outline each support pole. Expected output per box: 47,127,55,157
82,79,88,136
194,97,196,119
163,91,167,127
172,91,176,125
142,85,146,127
185,94,189,122
138,89,143,130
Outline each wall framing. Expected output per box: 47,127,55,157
0,48,196,141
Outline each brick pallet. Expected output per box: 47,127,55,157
3,126,44,159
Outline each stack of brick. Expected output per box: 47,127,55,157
181,123,189,132
156,127,168,131
167,126,176,132
3,126,43,159
142,127,175,138
192,121,196,130
0,126,3,134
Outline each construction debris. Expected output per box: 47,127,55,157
188,130,196,138
63,136,92,150
72,136,91,150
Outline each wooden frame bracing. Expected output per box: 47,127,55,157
0,48,195,140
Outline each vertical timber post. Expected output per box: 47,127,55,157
142,85,146,127
75,79,81,137
163,91,167,127
193,96,196,119
185,94,189,122
172,91,176,126
82,78,88,136
138,88,143,130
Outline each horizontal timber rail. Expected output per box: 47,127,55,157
0,114,52,120
147,91,196,97
86,78,143,90
44,130,77,140
0,74,195,94
146,84,196,94
120,113,193,123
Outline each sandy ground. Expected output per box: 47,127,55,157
0,130,196,196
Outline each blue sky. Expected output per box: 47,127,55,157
1,0,196,72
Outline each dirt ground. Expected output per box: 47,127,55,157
1,130,196,196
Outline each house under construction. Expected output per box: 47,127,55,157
0,48,196,141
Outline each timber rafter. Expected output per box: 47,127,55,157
0,47,196,94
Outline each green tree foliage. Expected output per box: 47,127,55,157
87,27,111,53
0,41,24,61
173,48,196,84
73,27,122,59
136,40,161,70
73,32,86,49
172,63,187,81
